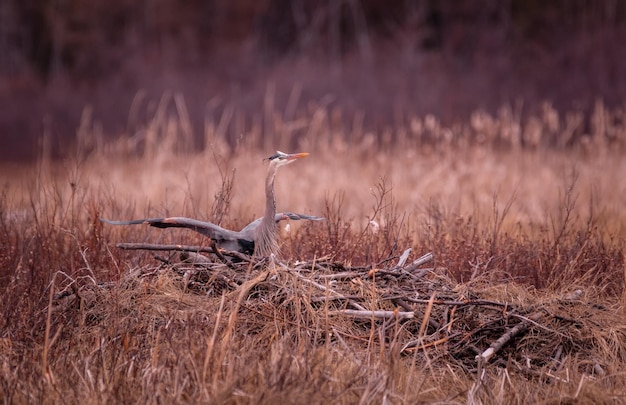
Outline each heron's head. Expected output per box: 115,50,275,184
266,151,309,167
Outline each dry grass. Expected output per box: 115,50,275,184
1,99,625,403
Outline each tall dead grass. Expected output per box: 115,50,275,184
1,97,625,403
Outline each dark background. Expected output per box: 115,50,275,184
2,0,625,161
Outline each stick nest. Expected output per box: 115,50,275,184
53,247,626,382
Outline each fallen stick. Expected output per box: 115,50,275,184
379,252,435,280
510,313,566,337
395,296,509,308
117,242,214,252
396,248,412,267
116,242,252,262
403,252,434,272
331,309,415,320
386,252,434,276
476,311,543,365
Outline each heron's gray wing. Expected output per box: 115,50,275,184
99,217,241,241
280,212,325,221
101,217,255,254
239,212,325,234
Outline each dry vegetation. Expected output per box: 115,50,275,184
1,98,626,404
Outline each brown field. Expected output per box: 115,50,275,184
1,100,626,404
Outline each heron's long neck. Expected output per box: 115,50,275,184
264,164,278,221
254,163,279,257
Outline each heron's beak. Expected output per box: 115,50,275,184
287,152,309,160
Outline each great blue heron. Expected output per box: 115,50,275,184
100,151,322,257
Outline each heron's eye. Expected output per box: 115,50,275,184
268,152,287,161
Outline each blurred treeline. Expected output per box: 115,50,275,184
1,0,625,160
2,0,624,79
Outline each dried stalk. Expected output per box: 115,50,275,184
331,309,415,320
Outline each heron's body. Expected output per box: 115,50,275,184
100,212,322,256
100,151,320,257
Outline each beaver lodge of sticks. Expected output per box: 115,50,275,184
52,241,626,387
